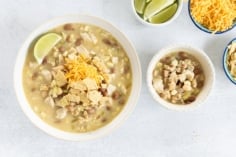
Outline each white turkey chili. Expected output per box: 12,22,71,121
23,23,132,132
152,51,205,104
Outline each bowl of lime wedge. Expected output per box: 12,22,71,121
132,0,183,26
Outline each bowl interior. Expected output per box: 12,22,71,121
14,15,142,141
223,38,236,84
188,0,236,34
147,45,215,111
131,0,183,26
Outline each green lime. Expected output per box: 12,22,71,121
34,33,62,64
134,0,146,14
149,3,178,23
144,0,175,19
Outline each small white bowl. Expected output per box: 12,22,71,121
147,45,215,111
131,0,183,27
14,15,142,141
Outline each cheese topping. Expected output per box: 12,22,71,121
65,54,108,85
190,0,236,32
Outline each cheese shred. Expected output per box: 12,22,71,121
190,0,236,32
65,54,108,85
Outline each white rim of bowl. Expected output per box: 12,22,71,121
14,14,142,141
131,0,183,27
147,44,215,111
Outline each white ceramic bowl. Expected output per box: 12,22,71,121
131,0,183,27
14,15,142,141
147,45,215,111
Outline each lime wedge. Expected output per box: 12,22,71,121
134,0,146,14
34,33,62,64
149,3,178,23
144,0,175,19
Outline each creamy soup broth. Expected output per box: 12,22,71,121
23,23,132,132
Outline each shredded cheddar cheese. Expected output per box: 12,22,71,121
190,0,236,32
65,54,108,85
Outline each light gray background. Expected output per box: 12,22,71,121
1,0,236,156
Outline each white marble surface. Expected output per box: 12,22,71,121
1,0,236,156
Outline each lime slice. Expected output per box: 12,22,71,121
34,33,62,64
134,0,146,14
144,0,175,19
149,3,178,23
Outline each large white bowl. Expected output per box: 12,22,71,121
14,15,142,141
147,45,215,111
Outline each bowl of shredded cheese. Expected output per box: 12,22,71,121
223,38,236,84
188,0,236,34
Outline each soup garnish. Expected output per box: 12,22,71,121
34,33,62,64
